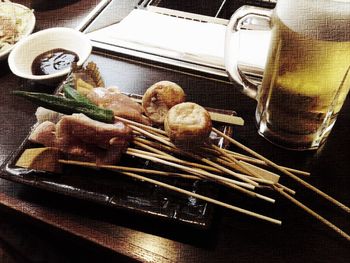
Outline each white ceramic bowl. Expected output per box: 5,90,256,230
8,27,92,84
0,2,36,60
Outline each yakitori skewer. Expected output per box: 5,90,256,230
126,118,297,202
274,186,350,241
121,171,281,225
131,125,173,146
58,159,280,224
210,144,278,183
212,128,350,241
127,147,278,203
126,150,277,203
274,183,296,196
135,137,284,189
207,145,297,195
133,139,174,158
133,137,223,174
115,116,167,135
55,159,279,224
213,128,350,214
134,137,295,195
203,146,309,177
131,126,290,201
132,141,284,190
126,149,256,190
213,158,276,185
205,145,297,195
120,114,309,177
132,140,282,188
130,143,220,173
130,125,260,187
222,149,310,176
59,159,199,180
190,153,259,187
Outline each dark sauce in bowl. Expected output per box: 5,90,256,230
31,48,79,75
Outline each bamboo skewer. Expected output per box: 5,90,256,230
117,95,309,178
275,183,296,196
274,186,350,241
127,117,286,185
208,146,297,195
58,159,279,223
131,141,282,200
214,158,277,185
133,135,298,196
130,126,259,187
202,145,305,177
58,159,199,180
135,137,275,185
120,171,281,225
131,125,174,147
131,139,282,203
115,116,167,135
189,156,259,187
213,158,275,185
219,148,310,177
213,128,350,214
126,150,276,203
211,128,350,239
199,147,295,194
133,139,174,158
240,175,274,185
60,158,295,196
211,144,278,183
115,121,347,238
130,144,221,173
57,159,279,224
134,137,224,175
130,125,294,205
120,120,298,204
126,149,255,190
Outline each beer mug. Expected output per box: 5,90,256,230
225,0,350,150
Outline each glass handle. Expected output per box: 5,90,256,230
224,5,273,99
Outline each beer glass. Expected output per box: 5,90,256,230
225,0,350,150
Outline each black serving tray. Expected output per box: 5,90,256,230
0,93,236,229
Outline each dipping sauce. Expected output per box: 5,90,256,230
31,48,79,75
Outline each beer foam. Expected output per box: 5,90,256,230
276,0,350,41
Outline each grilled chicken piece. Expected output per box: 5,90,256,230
55,113,131,149
29,121,57,147
29,114,132,164
87,87,151,125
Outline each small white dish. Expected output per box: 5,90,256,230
8,27,92,84
0,2,36,60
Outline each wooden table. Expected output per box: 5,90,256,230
0,1,349,262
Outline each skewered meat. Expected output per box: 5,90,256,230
142,81,186,124
55,113,131,149
87,87,151,125
29,114,132,164
35,107,64,124
29,121,57,147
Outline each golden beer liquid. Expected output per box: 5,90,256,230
256,15,350,149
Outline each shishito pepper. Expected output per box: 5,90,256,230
13,90,115,123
